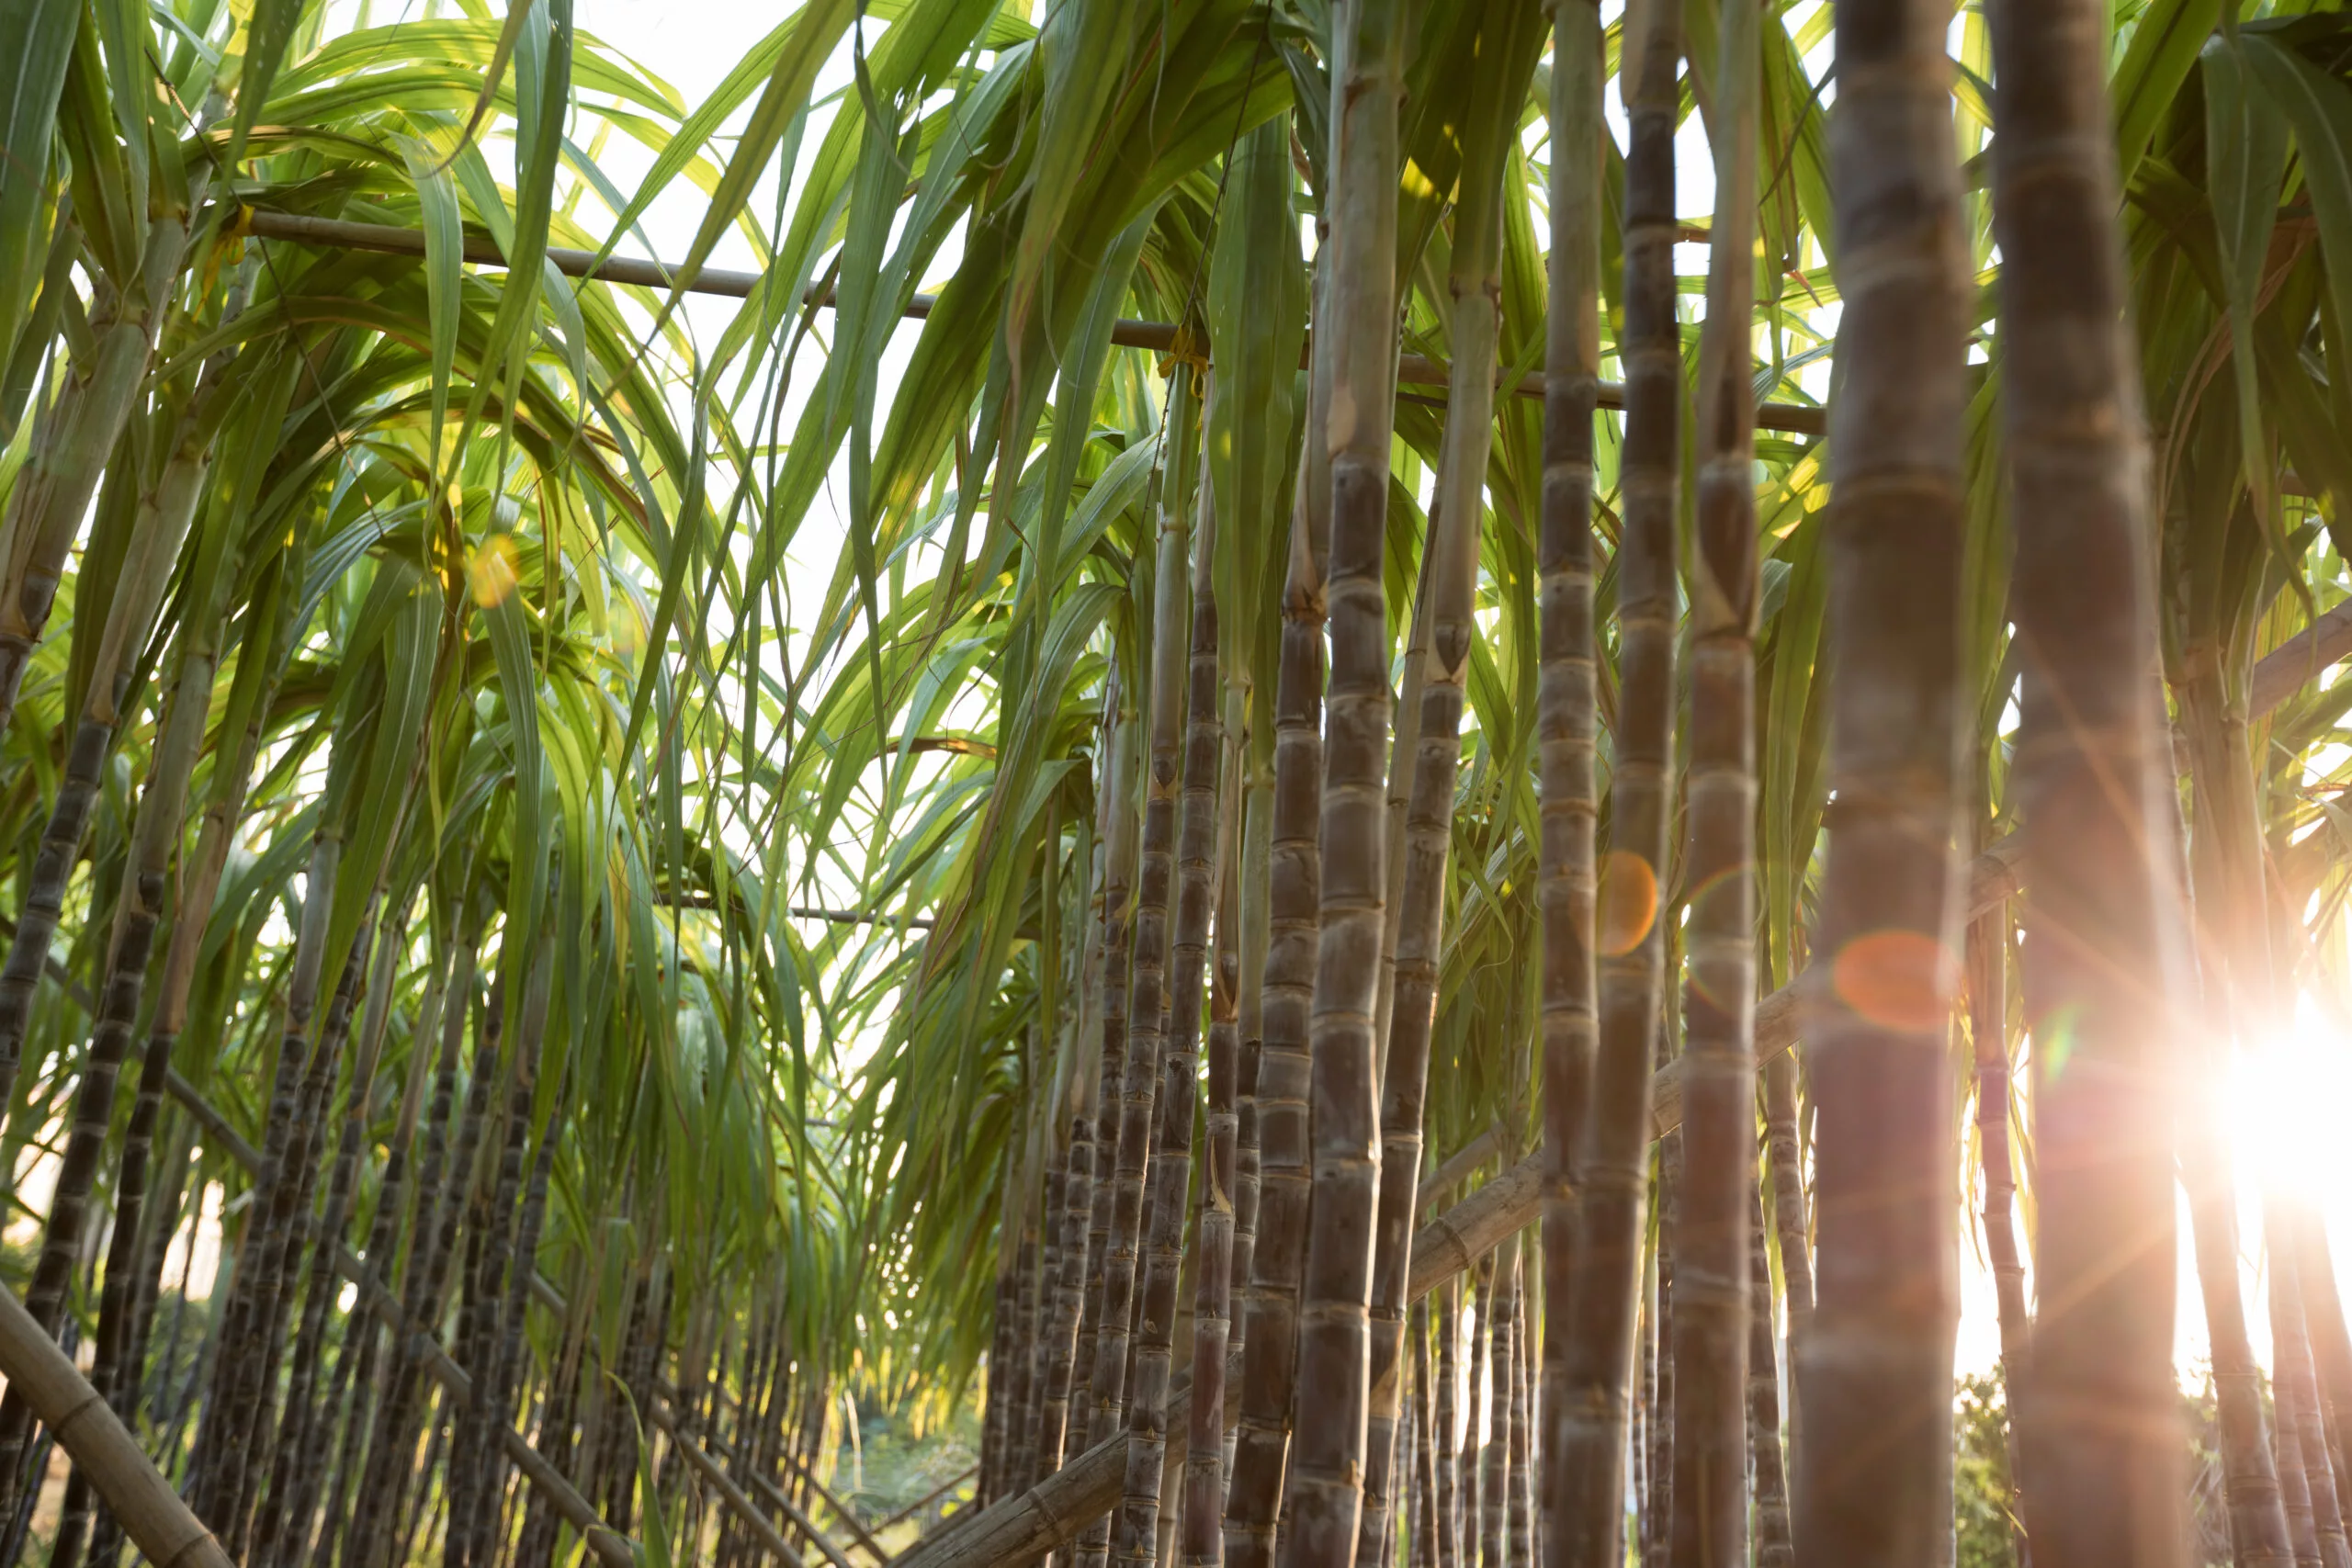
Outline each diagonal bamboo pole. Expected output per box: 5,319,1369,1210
0,1280,232,1568
776,1442,894,1560
874,1469,978,1535
330,1247,639,1568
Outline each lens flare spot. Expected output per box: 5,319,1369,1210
1832,930,1958,1032
469,534,521,609
1598,852,1659,958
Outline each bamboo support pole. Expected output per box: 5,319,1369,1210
235,209,1830,434
743,1449,869,1568
645,1397,817,1568
331,1247,639,1568
872,1468,978,1534
0,1281,232,1568
1416,1126,1500,1209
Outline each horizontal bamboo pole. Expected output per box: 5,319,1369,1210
2251,599,2352,716
237,209,1830,435
0,1282,232,1568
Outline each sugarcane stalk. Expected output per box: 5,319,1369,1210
91,546,299,1485
1360,30,1523,1542
0,323,243,1111
1435,1280,1462,1568
26,574,233,1560
353,960,503,1568
1759,1053,1811,1436
1646,1140,1678,1568
1076,702,1139,1483
1747,1181,1792,1568
1019,1160,1058,1493
11,464,236,1344
2296,1213,2352,1546
897,1160,1566,1568
1001,1177,1043,1505
1792,0,1975,1562
1480,1242,1518,1568
469,947,564,1568
1037,1121,1095,1492
448,933,550,1568
329,1235,636,1568
1225,750,1267,1467
1412,1303,1436,1568
227,917,376,1553
1538,0,1605,1555
2271,1209,2352,1568
1286,0,1406,1557
1670,1,1762,1560
1506,1252,1530,1568
1987,0,2207,1562
175,826,338,1527
1963,910,2031,1568
252,901,414,1568
317,929,467,1568
1555,0,1681,1560
1115,386,1222,1568
304,950,449,1568
1220,250,1332,1568
1076,372,1194,1568
1182,716,1244,1568
0,164,218,749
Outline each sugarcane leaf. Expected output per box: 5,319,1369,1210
0,0,75,374
663,0,856,310
224,0,306,170
2117,0,2226,187
400,135,465,464
1005,0,1140,359
412,0,537,178
2243,36,2352,403
2205,34,2290,564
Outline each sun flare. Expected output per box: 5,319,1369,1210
2222,1000,2352,1207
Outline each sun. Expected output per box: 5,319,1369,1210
2222,998,2352,1207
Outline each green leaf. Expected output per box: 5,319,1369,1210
2116,0,2225,188
400,135,464,467
666,0,857,306
226,0,306,169
2243,36,2352,405
0,0,76,372
2205,34,2290,556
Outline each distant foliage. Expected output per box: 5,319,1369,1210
1953,1373,2017,1568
